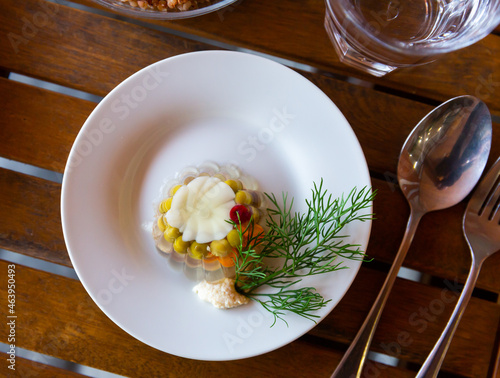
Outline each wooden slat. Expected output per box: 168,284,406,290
0,352,86,377
72,0,500,117
0,77,95,173
0,168,70,267
0,260,414,378
491,318,500,377
0,0,216,97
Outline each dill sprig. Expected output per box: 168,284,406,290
232,179,375,326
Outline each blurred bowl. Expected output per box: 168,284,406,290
93,0,239,20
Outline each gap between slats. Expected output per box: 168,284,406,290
8,72,102,103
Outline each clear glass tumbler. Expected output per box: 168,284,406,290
324,0,500,76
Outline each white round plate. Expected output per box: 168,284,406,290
61,51,372,361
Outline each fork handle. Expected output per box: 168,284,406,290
331,209,423,378
416,260,482,378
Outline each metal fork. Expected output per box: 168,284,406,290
417,157,500,378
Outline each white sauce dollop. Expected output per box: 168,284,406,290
166,176,235,244
193,278,250,309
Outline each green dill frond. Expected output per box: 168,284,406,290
232,179,376,326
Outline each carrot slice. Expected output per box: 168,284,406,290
203,253,218,264
242,223,265,245
218,248,238,267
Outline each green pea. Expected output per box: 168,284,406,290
235,190,252,205
173,236,189,253
189,242,209,259
210,239,231,257
165,226,180,240
227,229,241,248
225,179,243,193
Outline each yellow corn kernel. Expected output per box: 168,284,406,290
158,197,172,213
164,232,175,244
170,184,183,196
157,215,167,232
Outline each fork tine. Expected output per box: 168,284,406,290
466,157,500,215
489,181,500,223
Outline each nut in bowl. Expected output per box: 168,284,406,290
93,0,239,19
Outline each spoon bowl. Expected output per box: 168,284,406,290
398,95,492,212
331,95,492,378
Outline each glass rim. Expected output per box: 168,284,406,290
324,0,500,57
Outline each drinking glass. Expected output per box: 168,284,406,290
324,0,500,76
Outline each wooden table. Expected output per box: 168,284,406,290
1,0,499,377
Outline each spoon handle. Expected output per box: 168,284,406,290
331,209,423,378
416,260,482,378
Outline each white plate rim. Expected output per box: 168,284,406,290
60,50,372,361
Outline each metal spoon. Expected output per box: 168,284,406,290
331,95,492,378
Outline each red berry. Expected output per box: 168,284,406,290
230,205,251,224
